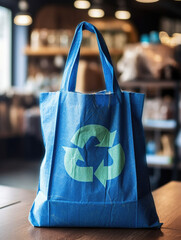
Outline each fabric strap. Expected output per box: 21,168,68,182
60,21,119,93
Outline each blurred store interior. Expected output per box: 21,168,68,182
1,0,181,190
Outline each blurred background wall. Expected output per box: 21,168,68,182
1,0,181,190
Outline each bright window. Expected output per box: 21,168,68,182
0,6,12,92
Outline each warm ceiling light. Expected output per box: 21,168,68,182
14,0,32,26
74,0,91,9
18,0,29,10
88,8,105,18
115,0,131,20
115,10,131,20
136,0,159,3
88,0,104,18
14,13,32,26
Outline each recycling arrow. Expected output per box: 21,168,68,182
63,147,93,182
63,124,125,187
94,144,125,187
71,124,116,148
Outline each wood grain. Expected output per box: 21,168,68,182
0,181,181,240
152,181,181,231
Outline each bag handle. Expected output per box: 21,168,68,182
60,21,119,93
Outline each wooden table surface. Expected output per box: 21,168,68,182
0,181,181,240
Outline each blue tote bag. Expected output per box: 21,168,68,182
29,21,161,228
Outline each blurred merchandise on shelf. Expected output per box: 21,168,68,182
118,50,180,187
143,96,174,121
158,134,174,157
143,96,175,167
140,34,150,45
26,57,107,93
140,31,160,45
149,31,160,44
146,134,174,165
160,17,181,38
0,91,39,138
159,31,181,48
0,90,44,160
146,140,156,155
25,14,138,97
31,29,73,49
30,28,128,50
117,44,181,82
26,56,63,93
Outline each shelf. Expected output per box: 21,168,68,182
147,161,181,170
120,80,178,89
24,46,123,57
143,119,176,131
146,154,172,168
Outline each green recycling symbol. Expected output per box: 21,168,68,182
63,124,125,187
